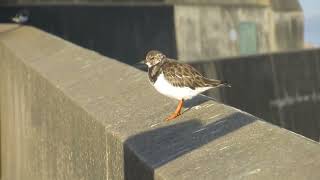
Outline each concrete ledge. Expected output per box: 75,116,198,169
1,24,320,180
190,48,320,140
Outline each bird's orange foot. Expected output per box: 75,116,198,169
165,112,181,121
165,99,184,122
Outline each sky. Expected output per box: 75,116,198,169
299,0,320,45
299,0,320,18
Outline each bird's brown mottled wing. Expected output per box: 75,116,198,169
162,61,222,89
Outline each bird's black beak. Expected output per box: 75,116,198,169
133,60,148,71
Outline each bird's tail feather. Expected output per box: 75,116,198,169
220,80,231,87
204,78,231,88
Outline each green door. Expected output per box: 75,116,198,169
239,22,257,55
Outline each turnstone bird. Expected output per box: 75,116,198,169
145,50,231,121
12,9,29,24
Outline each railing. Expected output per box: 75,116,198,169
1,24,320,180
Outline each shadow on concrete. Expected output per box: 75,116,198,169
123,112,256,180
183,94,218,109
192,49,320,141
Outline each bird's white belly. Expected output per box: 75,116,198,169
153,74,211,100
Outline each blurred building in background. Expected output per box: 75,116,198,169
0,0,303,63
172,0,304,61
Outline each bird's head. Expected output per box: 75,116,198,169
144,50,166,68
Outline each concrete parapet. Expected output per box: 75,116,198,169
1,24,320,180
191,48,320,141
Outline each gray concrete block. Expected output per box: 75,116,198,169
190,48,320,141
174,1,303,62
1,24,320,180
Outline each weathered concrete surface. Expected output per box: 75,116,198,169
0,1,303,65
273,11,304,50
174,5,272,61
1,24,320,180
271,0,302,11
191,48,320,141
174,1,303,62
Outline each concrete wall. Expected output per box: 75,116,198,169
1,24,320,180
174,1,303,62
191,48,320,141
0,6,177,65
0,1,303,64
174,5,272,61
273,11,304,50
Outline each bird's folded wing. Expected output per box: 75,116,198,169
162,62,221,89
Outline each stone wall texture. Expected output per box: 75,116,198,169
1,24,320,180
192,48,320,141
0,0,303,64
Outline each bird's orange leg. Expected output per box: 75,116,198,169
165,99,184,121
